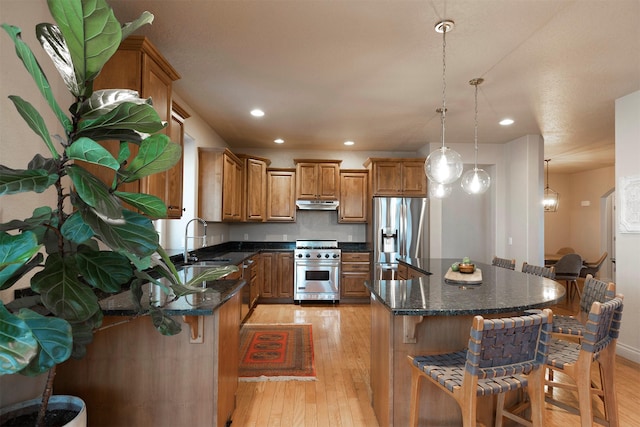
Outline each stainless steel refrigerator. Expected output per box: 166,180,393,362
371,196,429,279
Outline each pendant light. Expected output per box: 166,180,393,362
425,20,463,185
461,78,491,195
428,181,452,199
543,159,559,212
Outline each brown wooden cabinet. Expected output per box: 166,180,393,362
259,252,294,301
166,102,189,218
397,263,426,280
294,159,341,200
85,36,182,218
237,154,270,222
339,170,369,223
364,158,427,196
340,252,372,300
266,168,296,222
198,148,243,222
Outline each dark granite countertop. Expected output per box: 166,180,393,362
365,258,565,316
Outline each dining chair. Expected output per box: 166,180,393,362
556,247,576,255
492,256,516,270
407,309,553,427
579,251,608,278
521,262,556,279
553,253,584,302
545,295,624,427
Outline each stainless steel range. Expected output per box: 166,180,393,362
294,240,341,302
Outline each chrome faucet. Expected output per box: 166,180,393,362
184,218,208,263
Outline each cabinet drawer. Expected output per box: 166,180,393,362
341,252,371,262
342,263,371,273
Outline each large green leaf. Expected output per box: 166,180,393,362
7,96,59,160
121,135,181,182
31,253,100,322
0,231,42,289
36,23,79,96
66,164,123,219
76,128,144,145
28,154,58,174
69,310,102,359
0,207,54,233
60,211,94,243
78,101,166,134
15,308,73,376
76,250,133,292
114,191,167,218
0,165,58,195
0,254,44,292
0,303,38,375
149,306,181,336
47,0,122,89
81,209,159,258
66,137,120,171
78,89,150,119
121,11,154,40
1,24,72,133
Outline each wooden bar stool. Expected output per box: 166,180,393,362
522,262,556,279
545,296,624,427
492,256,516,270
407,309,553,427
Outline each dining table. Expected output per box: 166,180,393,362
365,257,566,427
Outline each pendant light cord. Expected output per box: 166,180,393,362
473,81,478,168
440,25,447,150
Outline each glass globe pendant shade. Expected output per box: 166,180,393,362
428,181,453,198
424,147,464,185
461,168,491,194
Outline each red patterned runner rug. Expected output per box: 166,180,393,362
239,323,316,381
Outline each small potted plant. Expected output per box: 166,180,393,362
0,0,235,425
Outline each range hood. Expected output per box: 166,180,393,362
296,200,340,210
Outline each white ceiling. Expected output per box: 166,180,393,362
108,0,640,174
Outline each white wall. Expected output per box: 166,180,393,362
615,90,640,363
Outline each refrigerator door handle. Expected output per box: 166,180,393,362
399,199,406,258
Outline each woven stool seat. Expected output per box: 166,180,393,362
412,351,530,396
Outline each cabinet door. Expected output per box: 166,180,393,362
296,163,318,200
372,162,402,196
401,161,427,196
166,106,186,218
245,158,266,221
259,253,275,298
276,252,294,298
216,290,240,426
317,163,340,199
222,154,242,221
341,273,371,298
266,170,296,222
339,171,368,223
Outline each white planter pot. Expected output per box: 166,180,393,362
0,395,86,427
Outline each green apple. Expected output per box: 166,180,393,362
462,257,471,264
451,262,459,271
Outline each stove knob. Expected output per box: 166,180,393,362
316,254,322,258
305,254,311,258
325,254,330,258
297,253,302,258
333,254,339,259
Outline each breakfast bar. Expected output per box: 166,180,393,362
365,258,565,427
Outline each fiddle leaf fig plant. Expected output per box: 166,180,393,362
0,0,236,424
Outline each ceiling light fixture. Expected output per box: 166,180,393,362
428,181,452,199
344,140,355,146
425,20,463,186
499,118,514,126
461,78,491,195
274,138,284,144
250,108,264,117
543,159,559,212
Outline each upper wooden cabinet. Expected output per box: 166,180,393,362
339,170,369,223
266,168,296,222
294,159,341,200
166,102,189,218
88,36,182,218
198,148,243,222
364,158,427,196
236,154,270,222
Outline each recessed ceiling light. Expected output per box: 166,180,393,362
250,109,265,117
274,138,284,144
344,140,355,146
499,118,514,126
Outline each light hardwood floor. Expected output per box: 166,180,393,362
232,298,640,427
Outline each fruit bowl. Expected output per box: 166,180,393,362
458,263,475,274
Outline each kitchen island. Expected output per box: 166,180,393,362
365,258,565,427
55,273,246,427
